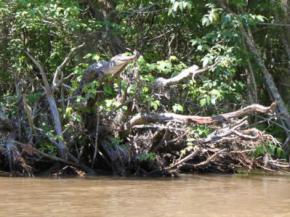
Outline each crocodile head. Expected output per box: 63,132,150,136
105,50,140,76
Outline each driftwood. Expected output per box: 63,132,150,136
13,141,95,175
125,102,276,129
116,58,287,175
124,99,288,175
193,149,227,169
162,118,287,173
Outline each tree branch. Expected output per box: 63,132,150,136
52,43,85,89
24,51,51,90
217,0,290,150
25,50,67,157
125,102,276,129
154,62,218,89
166,148,201,170
193,149,226,169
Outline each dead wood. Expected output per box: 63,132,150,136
154,65,199,89
166,148,201,170
193,149,226,169
52,43,85,90
154,63,218,89
25,51,67,157
163,120,269,172
13,140,95,175
125,102,276,129
125,100,285,175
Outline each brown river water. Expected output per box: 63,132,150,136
0,175,290,217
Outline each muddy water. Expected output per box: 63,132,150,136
0,175,290,217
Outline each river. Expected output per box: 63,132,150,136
0,175,289,217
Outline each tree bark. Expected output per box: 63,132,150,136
125,102,276,129
52,43,85,90
277,0,290,105
25,51,67,157
154,63,218,89
218,0,290,150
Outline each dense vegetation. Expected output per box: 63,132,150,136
0,0,290,176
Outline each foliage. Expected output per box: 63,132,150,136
253,142,286,159
0,0,289,175
137,152,156,162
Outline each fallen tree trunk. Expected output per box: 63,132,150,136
125,102,276,129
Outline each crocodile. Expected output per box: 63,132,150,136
78,50,140,92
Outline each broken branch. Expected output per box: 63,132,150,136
25,50,67,157
52,43,85,89
125,102,276,129
154,63,218,89
193,149,226,169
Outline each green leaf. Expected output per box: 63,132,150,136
104,85,114,96
172,103,184,113
150,100,160,111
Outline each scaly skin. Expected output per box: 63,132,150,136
78,51,140,92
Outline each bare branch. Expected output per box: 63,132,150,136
24,51,51,90
25,50,67,157
154,62,218,89
52,43,85,89
166,148,201,170
193,149,226,169
125,102,276,129
14,141,95,175
132,124,186,131
232,130,259,140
